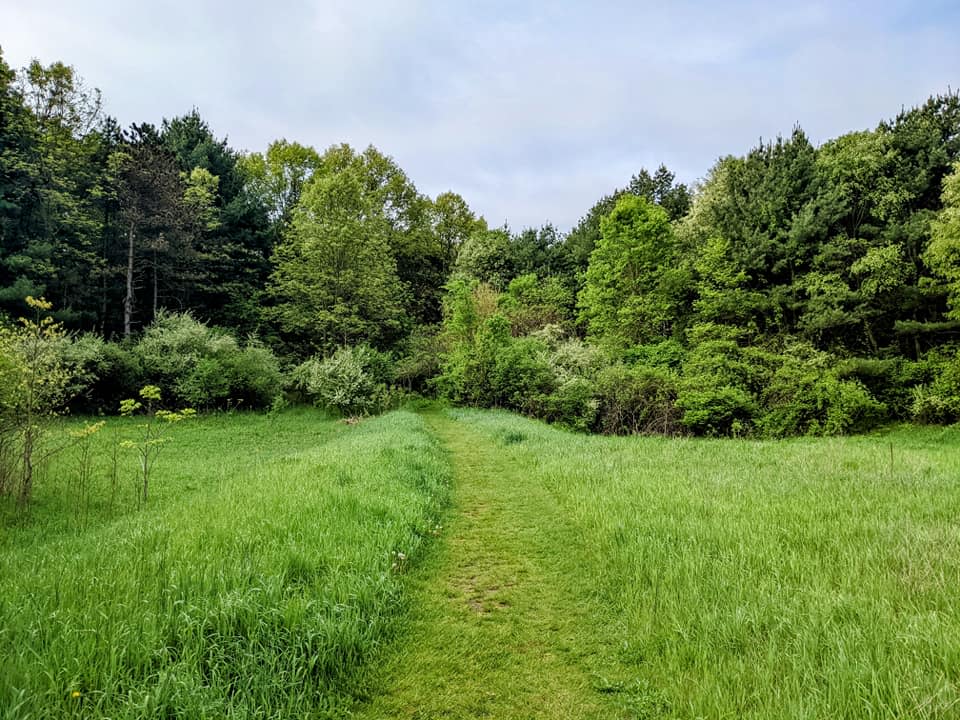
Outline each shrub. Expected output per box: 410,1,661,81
501,274,574,334
759,344,887,437
910,348,960,424
537,331,608,382
61,334,143,414
220,341,285,409
676,383,756,436
0,297,73,504
132,312,282,410
435,313,509,406
595,365,681,435
487,336,556,413
818,376,887,435
534,377,598,433
621,339,686,369
394,326,444,392
835,357,908,417
293,345,395,417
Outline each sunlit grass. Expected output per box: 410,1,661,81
0,408,450,718
435,410,960,718
5,406,960,718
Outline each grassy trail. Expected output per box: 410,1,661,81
356,410,623,719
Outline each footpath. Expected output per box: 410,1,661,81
355,410,623,719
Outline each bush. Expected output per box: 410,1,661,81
759,344,887,437
676,383,756,436
537,331,608,382
486,337,556,413
61,334,143,414
910,348,960,424
621,339,686,369
835,357,909,418
132,312,283,410
393,326,444,392
534,377,598,433
292,345,396,417
818,376,887,435
595,365,681,435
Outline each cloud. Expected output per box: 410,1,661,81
2,0,957,230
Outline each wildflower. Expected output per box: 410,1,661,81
71,691,81,698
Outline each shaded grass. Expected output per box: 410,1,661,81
0,409,450,718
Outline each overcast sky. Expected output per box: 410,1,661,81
3,1,958,230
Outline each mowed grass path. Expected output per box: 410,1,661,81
356,410,628,719
359,409,960,719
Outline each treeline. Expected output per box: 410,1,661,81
2,46,960,437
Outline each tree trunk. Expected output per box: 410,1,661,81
152,246,158,321
124,223,135,338
18,425,34,506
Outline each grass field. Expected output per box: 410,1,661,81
3,407,960,718
0,408,450,718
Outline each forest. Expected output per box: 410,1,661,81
3,46,960,454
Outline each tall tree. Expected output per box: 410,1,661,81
239,139,322,229
578,195,687,345
430,191,486,273
925,162,960,319
2,58,106,326
0,49,42,316
561,163,691,280
161,110,273,331
312,144,445,324
114,125,194,337
265,165,404,354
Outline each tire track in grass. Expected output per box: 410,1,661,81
355,410,625,719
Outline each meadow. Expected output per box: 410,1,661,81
0,408,450,718
2,407,960,718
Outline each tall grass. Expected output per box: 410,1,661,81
448,409,960,718
0,409,449,718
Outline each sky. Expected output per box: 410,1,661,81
2,0,959,230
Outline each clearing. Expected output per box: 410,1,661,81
3,407,960,718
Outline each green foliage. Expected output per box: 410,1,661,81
561,164,691,278
266,163,405,353
578,195,687,345
4,42,960,440
759,343,887,437
133,311,282,410
119,385,195,503
676,384,756,436
909,347,960,423
534,377,598,433
393,325,444,392
834,357,913,417
292,345,395,417
430,191,487,272
60,333,142,413
435,308,555,414
500,273,574,334
594,364,681,435
0,296,73,503
239,139,321,227
453,228,515,289
924,162,960,319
